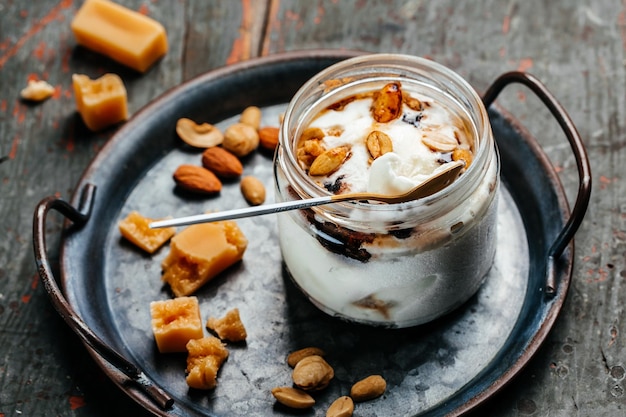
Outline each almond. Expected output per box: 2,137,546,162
258,126,280,151
309,145,350,176
201,147,243,179
173,165,221,194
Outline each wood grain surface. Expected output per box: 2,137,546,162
1,0,625,416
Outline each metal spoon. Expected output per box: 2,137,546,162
150,160,465,229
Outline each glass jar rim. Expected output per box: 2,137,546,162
278,53,495,219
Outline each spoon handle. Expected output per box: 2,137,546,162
150,160,464,229
150,195,334,228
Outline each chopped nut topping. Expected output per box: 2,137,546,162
452,147,473,168
371,82,403,123
309,145,350,176
297,139,326,168
366,130,393,160
402,91,423,111
421,132,458,153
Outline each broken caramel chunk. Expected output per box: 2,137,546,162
150,296,204,353
72,73,128,131
20,80,55,102
71,0,168,73
118,211,175,254
161,221,248,297
186,336,229,390
206,308,247,342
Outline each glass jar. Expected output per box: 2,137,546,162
274,54,500,328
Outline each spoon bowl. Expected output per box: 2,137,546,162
150,160,465,229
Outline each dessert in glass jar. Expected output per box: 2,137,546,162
274,54,500,328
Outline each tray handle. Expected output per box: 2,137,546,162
33,183,174,410
482,71,592,295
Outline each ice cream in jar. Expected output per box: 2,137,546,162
274,54,500,328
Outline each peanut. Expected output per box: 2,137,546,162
300,127,325,142
287,347,326,368
223,122,259,157
292,355,334,392
326,396,354,417
366,130,393,160
350,375,386,402
240,176,266,206
452,148,473,168
239,106,262,130
271,387,315,409
402,91,423,111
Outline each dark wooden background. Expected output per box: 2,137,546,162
1,1,625,416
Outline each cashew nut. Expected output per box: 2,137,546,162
176,118,224,148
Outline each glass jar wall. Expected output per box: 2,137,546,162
274,54,500,328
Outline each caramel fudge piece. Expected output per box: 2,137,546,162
150,296,203,353
118,211,175,254
71,0,168,73
206,308,247,342
186,336,229,390
161,221,248,297
72,73,128,131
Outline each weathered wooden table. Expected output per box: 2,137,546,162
1,1,624,416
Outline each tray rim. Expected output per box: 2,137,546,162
59,50,575,417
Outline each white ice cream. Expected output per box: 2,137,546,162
306,93,469,195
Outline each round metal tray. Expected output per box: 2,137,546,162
33,50,591,417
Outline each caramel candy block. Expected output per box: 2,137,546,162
186,336,229,390
161,221,248,297
71,0,168,73
206,308,247,342
118,211,175,254
72,73,128,131
150,296,204,353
